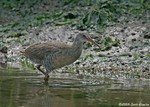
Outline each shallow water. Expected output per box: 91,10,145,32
0,67,150,107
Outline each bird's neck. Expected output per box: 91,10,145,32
68,40,83,57
72,40,83,50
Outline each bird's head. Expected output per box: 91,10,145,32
76,32,101,48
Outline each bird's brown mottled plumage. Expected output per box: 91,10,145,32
21,33,100,82
22,42,71,62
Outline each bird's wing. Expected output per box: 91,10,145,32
24,42,71,60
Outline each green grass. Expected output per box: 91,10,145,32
0,0,149,42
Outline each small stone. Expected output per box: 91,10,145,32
68,36,72,39
121,29,124,32
131,38,136,42
64,13,77,19
75,61,80,65
122,39,125,42
140,55,144,58
0,46,8,54
76,70,80,74
131,32,136,35
144,35,150,39
128,54,132,57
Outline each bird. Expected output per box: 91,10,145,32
21,33,100,82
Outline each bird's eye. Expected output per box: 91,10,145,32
82,34,87,38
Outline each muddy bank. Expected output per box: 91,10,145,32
1,21,149,79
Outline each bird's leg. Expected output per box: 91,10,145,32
36,65,49,82
36,65,46,75
44,73,49,82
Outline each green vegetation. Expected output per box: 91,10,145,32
20,57,35,71
0,0,149,33
61,0,150,31
100,36,120,51
145,54,150,58
7,33,24,38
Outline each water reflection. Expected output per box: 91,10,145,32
0,68,150,107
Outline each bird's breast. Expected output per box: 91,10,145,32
53,50,81,68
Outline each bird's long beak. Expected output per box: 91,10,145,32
86,38,101,48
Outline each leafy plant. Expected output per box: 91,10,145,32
100,36,120,51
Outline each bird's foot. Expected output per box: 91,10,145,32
44,74,49,82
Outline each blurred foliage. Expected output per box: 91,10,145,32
20,56,36,70
0,0,149,33
100,36,120,51
7,33,24,38
61,0,150,31
145,54,150,58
